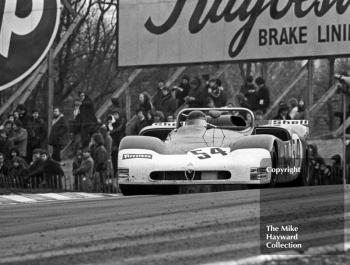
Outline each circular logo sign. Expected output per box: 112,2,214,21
0,0,60,91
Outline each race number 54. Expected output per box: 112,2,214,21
0,0,44,58
191,148,228,159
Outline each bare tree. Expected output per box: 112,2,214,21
18,0,118,111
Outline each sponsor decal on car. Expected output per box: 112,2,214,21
190,148,229,160
269,120,309,125
122,154,153,160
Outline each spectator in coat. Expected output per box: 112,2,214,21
48,107,69,162
72,98,82,120
157,86,177,118
152,82,165,111
288,98,299,119
138,93,153,114
255,77,270,113
153,111,163,123
99,125,113,177
77,92,98,147
107,110,126,146
99,126,112,158
27,110,46,160
8,148,28,169
240,76,258,110
295,98,306,119
185,77,209,108
173,75,191,108
10,120,28,158
7,114,15,124
70,99,83,155
3,120,13,139
274,102,291,120
167,115,175,122
40,150,64,189
8,157,28,187
330,154,342,184
8,155,28,174
73,148,94,192
13,110,20,121
145,111,154,126
0,129,12,161
0,153,7,175
133,109,149,135
72,149,83,190
207,78,227,107
255,110,264,123
90,133,108,191
107,110,126,173
16,104,30,129
27,149,45,188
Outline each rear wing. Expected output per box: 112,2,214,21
268,120,309,126
139,123,176,141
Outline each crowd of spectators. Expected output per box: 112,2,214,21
129,74,279,135
130,74,232,135
238,75,306,122
0,104,69,189
0,92,125,191
272,98,305,121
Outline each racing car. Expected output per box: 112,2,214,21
117,108,311,195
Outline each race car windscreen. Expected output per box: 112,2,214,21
177,108,253,131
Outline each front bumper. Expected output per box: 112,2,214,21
118,148,272,185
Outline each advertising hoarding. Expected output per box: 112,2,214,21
0,0,61,91
118,0,350,66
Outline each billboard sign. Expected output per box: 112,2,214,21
119,0,350,66
0,0,61,91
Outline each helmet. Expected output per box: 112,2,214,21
186,111,207,127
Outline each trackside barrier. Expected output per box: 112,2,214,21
0,173,118,194
73,173,118,193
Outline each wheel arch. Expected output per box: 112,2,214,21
230,135,278,152
119,136,166,154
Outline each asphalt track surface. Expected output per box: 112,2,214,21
0,185,349,265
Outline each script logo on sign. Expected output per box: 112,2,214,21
0,0,60,91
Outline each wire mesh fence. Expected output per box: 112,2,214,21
0,173,119,194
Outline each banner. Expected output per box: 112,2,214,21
118,0,350,66
0,0,60,91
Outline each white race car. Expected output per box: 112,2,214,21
118,108,310,195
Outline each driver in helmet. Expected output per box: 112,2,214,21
169,110,208,138
185,110,207,127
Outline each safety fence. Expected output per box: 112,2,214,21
0,173,119,194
